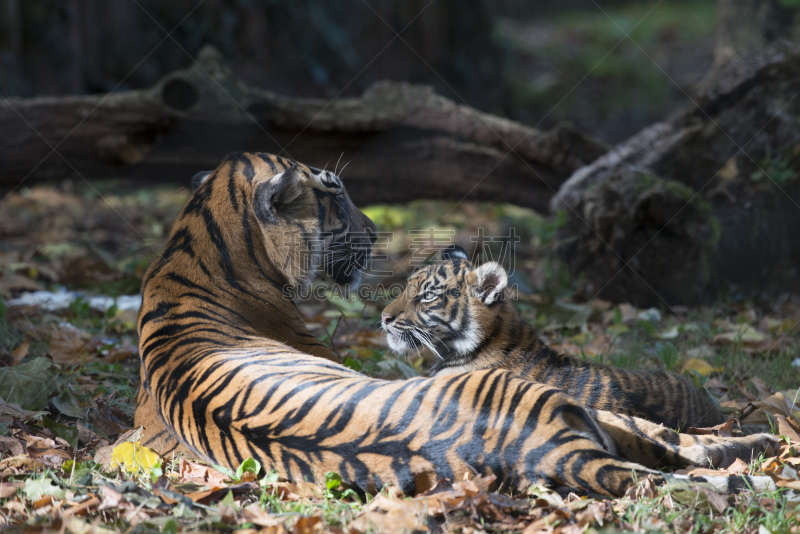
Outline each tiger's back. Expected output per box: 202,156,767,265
464,329,723,429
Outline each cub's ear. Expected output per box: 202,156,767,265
441,244,470,262
191,171,213,192
254,163,304,223
472,262,508,305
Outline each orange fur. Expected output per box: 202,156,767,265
137,154,775,497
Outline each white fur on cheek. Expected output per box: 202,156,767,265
453,323,482,355
451,306,482,355
385,331,411,354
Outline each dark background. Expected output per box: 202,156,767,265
0,0,716,143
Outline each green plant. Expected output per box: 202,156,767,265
655,341,679,371
751,152,796,184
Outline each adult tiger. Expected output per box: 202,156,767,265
380,245,724,429
137,152,777,497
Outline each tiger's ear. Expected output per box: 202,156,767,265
472,262,508,305
191,171,212,192
441,244,470,262
255,163,304,223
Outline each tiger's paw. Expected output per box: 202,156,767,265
686,433,780,469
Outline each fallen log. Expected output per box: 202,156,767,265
0,46,605,213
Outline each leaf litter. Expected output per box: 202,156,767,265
0,186,799,531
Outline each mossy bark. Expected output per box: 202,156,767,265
551,34,800,305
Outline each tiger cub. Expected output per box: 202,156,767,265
381,245,725,429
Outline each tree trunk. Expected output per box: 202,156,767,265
551,0,800,306
0,45,605,214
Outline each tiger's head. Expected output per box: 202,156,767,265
381,245,512,365
188,152,376,290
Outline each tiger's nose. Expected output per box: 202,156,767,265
381,313,393,324
366,227,378,244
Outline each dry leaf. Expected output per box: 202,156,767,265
185,482,258,505
11,339,30,366
350,495,428,533
720,400,743,410
718,418,737,438
574,501,613,528
0,272,43,298
713,325,766,345
93,426,144,470
417,478,472,516
0,455,37,473
77,423,101,446
0,398,46,421
48,323,135,365
682,358,723,376
686,418,740,437
675,467,724,477
265,481,323,502
179,459,229,488
726,458,750,476
776,480,800,490
742,392,800,425
752,378,772,399
98,486,125,511
776,415,800,444
242,507,285,528
718,157,739,180
760,457,779,472
291,516,323,534
48,323,96,365
109,442,160,473
522,509,572,533
0,481,24,499
32,495,53,510
27,446,72,463
0,436,25,457
104,338,138,362
693,486,729,513
741,408,773,426
618,303,637,324
61,496,100,518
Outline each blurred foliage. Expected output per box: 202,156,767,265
0,0,505,111
1,0,717,141
501,0,717,141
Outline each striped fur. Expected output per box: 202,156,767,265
381,246,724,429
137,154,776,497
381,246,780,492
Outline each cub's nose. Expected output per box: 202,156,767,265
381,313,394,324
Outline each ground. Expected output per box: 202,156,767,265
0,182,799,533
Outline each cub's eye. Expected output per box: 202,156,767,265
421,292,438,303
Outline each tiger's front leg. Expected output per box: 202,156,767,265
135,365,196,458
592,410,779,469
